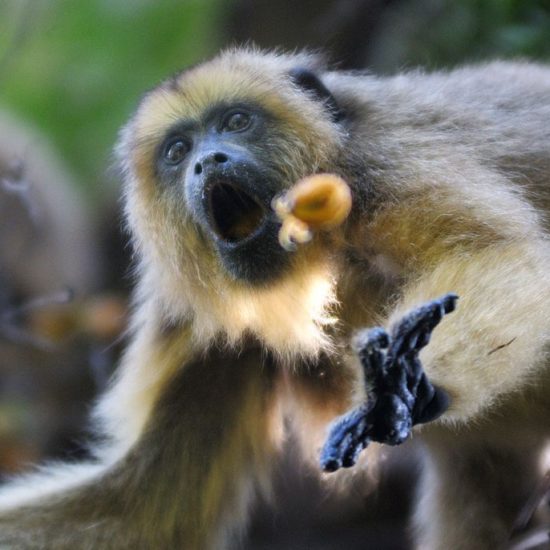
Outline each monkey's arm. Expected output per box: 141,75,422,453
0,320,280,549
323,238,550,470
321,138,550,468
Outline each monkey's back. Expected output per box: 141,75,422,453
327,61,550,225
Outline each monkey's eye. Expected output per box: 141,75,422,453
221,111,251,133
163,138,189,165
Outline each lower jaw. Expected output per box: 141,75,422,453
215,223,290,285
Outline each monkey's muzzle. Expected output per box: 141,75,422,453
199,171,289,283
207,182,267,243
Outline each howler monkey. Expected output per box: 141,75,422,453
1,48,550,550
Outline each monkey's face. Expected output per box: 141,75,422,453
120,51,341,302
153,100,291,283
119,50,348,352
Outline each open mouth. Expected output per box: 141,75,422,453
208,182,266,243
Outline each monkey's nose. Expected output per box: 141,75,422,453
194,152,229,175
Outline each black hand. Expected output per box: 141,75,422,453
320,293,458,473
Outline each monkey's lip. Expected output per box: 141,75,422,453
207,181,268,244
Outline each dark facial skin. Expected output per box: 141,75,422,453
155,101,290,284
154,69,342,285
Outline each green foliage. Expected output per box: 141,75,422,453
1,0,550,197
0,0,223,197
401,0,550,68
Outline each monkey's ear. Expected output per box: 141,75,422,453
289,68,343,122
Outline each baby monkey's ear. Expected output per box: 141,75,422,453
289,68,343,122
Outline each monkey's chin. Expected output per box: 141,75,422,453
213,217,290,284
205,181,290,284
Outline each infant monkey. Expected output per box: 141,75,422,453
1,48,550,550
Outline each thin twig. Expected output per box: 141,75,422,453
0,156,44,224
0,288,74,350
488,337,517,356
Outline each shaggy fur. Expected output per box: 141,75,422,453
1,48,550,549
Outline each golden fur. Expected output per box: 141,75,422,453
1,48,550,549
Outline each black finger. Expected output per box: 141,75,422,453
367,394,412,445
388,294,458,371
414,385,450,424
411,372,435,420
352,327,389,384
320,406,370,472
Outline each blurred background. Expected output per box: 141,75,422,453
1,1,550,548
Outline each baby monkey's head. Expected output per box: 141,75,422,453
119,48,347,351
